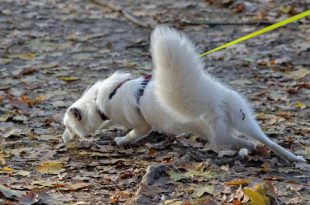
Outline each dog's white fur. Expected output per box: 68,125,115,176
63,72,211,145
151,26,305,162
62,26,305,162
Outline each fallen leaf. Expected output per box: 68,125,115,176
118,170,134,179
243,187,268,205
190,185,214,198
289,68,310,80
232,199,242,205
0,184,23,198
32,180,55,188
110,195,119,203
294,101,306,109
233,3,245,13
17,191,39,205
0,114,10,122
0,58,12,65
36,161,64,175
58,76,80,82
13,53,36,60
58,182,89,191
0,154,6,165
14,170,31,177
261,162,269,173
225,179,250,186
305,147,310,160
19,95,45,107
0,166,14,173
168,169,214,182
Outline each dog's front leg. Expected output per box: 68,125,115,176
209,116,255,152
98,120,114,130
114,125,152,146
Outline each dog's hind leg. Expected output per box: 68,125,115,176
234,117,305,162
114,125,152,146
228,96,305,162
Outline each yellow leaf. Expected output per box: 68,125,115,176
58,76,80,82
225,179,250,186
294,101,306,109
243,188,268,205
0,166,14,173
36,161,64,174
14,53,36,60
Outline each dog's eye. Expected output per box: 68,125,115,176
69,107,82,121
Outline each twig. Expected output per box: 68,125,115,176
91,0,149,28
177,20,275,26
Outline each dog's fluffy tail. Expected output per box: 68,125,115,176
151,26,215,120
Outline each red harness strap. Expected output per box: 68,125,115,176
136,74,152,103
108,74,152,104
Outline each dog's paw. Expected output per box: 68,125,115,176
114,136,129,146
238,148,249,159
62,135,70,145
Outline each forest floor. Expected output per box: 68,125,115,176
0,0,309,204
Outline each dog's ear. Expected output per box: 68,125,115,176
69,107,82,121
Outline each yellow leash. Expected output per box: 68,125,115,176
199,9,310,57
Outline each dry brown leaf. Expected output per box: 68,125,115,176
233,3,245,13
19,95,45,107
261,162,269,173
232,199,242,205
36,161,64,175
58,183,89,191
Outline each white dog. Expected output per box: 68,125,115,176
63,72,214,146
151,26,305,162
62,26,305,162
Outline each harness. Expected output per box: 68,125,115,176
109,74,152,102
109,79,132,100
136,74,152,103
97,74,152,121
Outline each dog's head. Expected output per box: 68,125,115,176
62,82,107,144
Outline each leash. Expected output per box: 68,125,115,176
199,10,310,57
